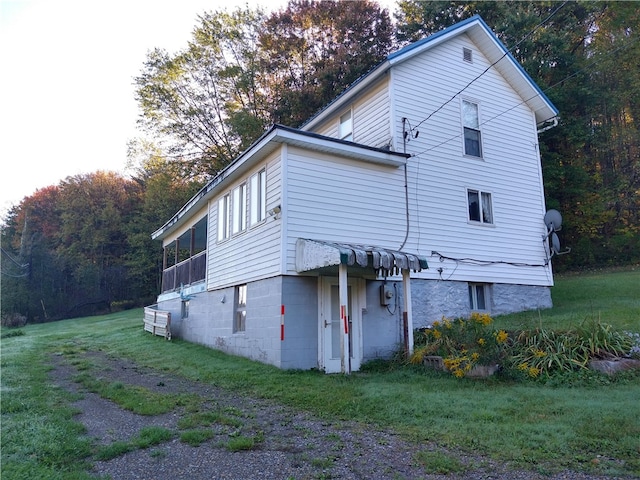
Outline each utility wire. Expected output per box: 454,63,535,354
0,247,28,269
410,1,568,134
409,35,638,159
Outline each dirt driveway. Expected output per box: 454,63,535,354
49,350,624,480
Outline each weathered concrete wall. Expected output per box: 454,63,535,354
280,276,319,370
409,279,552,326
156,277,284,368
490,283,553,315
362,280,403,361
410,280,470,326
155,276,552,370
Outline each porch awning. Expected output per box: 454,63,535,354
295,238,428,274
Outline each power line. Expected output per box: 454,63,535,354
409,35,638,159
410,2,568,135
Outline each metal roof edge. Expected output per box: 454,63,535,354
151,125,408,241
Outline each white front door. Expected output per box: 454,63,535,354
320,277,362,373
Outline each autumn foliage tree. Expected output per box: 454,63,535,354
396,0,640,269
133,0,394,179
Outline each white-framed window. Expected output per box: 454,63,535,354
250,169,266,226
462,99,482,157
339,110,353,141
467,189,493,224
181,300,189,319
232,183,247,234
217,194,230,241
469,283,489,311
234,284,247,333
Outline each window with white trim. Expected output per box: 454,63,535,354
339,110,353,141
217,194,230,241
462,100,482,157
232,183,247,234
250,169,266,225
234,284,247,333
469,283,489,311
467,189,493,224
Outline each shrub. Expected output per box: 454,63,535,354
1,313,27,328
411,313,509,377
505,319,634,378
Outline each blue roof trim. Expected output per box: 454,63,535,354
387,14,483,61
389,14,558,117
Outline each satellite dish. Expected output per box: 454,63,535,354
542,209,570,259
551,232,561,255
544,209,563,232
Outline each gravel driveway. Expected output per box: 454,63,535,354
48,350,628,480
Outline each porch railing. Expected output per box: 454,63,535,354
161,251,206,293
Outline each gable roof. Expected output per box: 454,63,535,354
302,15,558,131
151,124,409,241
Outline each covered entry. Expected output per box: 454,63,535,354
296,239,428,374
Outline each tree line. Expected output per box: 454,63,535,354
2,0,638,324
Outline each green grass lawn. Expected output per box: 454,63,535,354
1,269,639,479
494,268,640,332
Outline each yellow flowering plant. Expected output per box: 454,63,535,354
411,313,509,377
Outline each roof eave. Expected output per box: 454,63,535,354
151,126,408,241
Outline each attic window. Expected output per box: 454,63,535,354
463,47,473,63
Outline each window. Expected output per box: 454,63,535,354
250,169,266,225
469,283,489,311
462,100,482,157
217,194,230,241
467,189,493,224
339,110,353,141
181,300,189,319
234,284,247,333
232,183,247,234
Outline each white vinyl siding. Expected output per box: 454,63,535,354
207,153,282,290
389,33,551,286
307,79,390,150
284,147,406,273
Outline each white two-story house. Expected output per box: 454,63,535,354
149,15,559,373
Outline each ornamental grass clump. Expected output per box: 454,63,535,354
411,313,509,378
506,318,634,379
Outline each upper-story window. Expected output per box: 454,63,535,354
339,110,353,141
250,169,266,226
462,100,482,157
217,193,230,241
467,189,493,224
232,183,247,234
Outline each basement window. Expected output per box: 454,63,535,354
468,283,489,311
234,284,247,333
